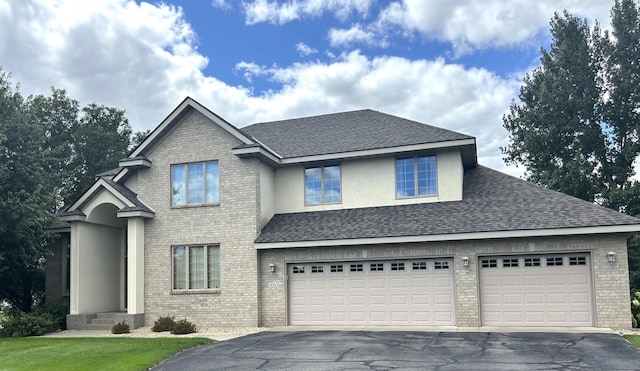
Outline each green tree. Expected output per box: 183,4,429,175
502,0,640,292
0,71,57,312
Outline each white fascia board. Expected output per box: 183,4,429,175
232,146,282,164
67,179,135,211
278,138,476,165
254,224,640,249
60,214,86,222
118,158,151,169
117,210,155,219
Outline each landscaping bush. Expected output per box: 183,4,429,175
152,316,176,332
111,321,130,334
0,311,58,337
632,291,640,328
170,319,196,335
34,301,69,331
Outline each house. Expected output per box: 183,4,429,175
51,97,640,330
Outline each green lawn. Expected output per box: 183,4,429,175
0,337,214,370
624,335,640,347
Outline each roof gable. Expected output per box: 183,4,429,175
241,109,475,160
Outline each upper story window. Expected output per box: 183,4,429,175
171,161,219,206
305,165,341,205
396,155,437,198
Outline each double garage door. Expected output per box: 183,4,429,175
479,253,593,326
288,253,594,327
288,258,455,325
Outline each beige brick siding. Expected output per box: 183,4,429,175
138,110,260,328
258,234,632,329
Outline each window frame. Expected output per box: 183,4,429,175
304,164,342,206
171,161,220,207
171,244,220,293
395,155,437,199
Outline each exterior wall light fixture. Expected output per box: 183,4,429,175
269,263,276,273
461,256,470,267
608,251,616,263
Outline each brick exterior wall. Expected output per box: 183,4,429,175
258,234,632,329
137,110,260,328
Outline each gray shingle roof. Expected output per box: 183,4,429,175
241,109,473,158
255,166,640,243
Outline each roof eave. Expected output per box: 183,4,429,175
254,224,640,249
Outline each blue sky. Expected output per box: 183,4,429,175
0,0,617,175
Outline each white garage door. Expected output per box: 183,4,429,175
479,253,593,326
288,258,455,326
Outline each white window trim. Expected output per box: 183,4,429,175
171,244,221,294
170,161,220,207
395,154,438,199
304,164,342,206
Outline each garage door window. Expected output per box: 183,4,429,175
434,261,450,269
503,258,519,267
481,259,497,268
391,262,405,271
413,261,427,270
569,256,586,265
331,264,343,272
370,263,384,271
547,257,563,266
292,266,305,274
350,263,363,272
312,265,324,273
524,257,541,267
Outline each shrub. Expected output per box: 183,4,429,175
0,311,58,337
632,292,640,328
34,301,69,330
152,316,176,332
111,321,130,334
170,319,196,335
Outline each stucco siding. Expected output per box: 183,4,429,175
138,110,260,328
258,234,631,329
273,150,464,213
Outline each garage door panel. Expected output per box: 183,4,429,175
480,253,593,327
289,259,455,326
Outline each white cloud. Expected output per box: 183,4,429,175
211,0,231,10
243,0,372,25
377,0,613,56
0,0,533,177
295,42,318,56
328,24,381,47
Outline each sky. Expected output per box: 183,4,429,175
0,0,619,176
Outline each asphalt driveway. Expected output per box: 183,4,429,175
152,331,640,370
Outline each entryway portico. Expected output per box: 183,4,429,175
60,177,153,329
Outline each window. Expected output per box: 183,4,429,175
171,162,219,206
391,262,405,271
434,261,449,270
396,155,437,198
292,266,305,274
412,261,427,270
547,257,563,266
330,264,343,272
524,258,541,267
350,263,363,272
370,263,384,271
503,258,519,268
569,256,586,266
311,265,324,273
481,259,497,268
172,245,220,291
305,165,341,205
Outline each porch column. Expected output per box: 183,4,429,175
127,217,145,314
69,222,81,314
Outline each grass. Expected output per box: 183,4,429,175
0,337,214,370
624,335,640,347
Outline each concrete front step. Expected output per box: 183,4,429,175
91,319,115,325
86,323,113,331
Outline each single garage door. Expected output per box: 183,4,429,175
288,258,455,326
479,253,593,326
